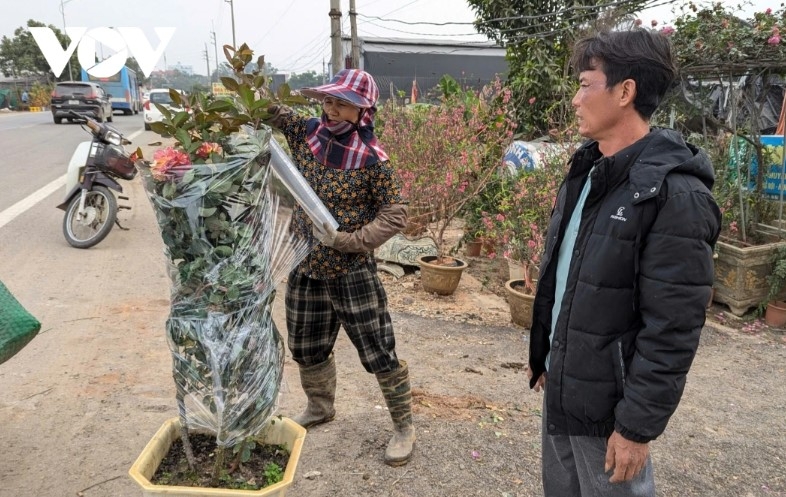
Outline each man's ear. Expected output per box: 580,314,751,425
620,79,637,107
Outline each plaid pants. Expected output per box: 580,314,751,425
285,261,399,374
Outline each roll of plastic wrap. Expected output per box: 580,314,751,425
268,138,339,231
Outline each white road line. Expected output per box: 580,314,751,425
0,174,66,229
0,127,145,229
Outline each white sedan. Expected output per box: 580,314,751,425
143,88,185,130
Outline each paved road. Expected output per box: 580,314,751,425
0,110,176,496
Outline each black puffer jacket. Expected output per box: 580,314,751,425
528,128,721,443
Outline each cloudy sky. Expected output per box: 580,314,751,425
0,0,773,77
2,0,489,76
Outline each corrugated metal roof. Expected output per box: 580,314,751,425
344,36,505,57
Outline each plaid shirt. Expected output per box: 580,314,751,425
277,113,403,280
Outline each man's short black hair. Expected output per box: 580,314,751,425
570,29,677,119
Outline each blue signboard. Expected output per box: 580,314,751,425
760,135,786,198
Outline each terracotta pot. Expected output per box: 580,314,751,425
417,255,467,296
129,417,306,496
505,279,535,328
764,300,786,327
465,239,482,257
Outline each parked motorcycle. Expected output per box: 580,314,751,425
56,110,137,248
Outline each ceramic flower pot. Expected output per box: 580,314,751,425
128,417,306,497
465,239,483,257
417,255,467,296
764,300,786,328
505,279,535,328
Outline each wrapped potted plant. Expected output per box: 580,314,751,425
127,44,318,496
377,75,516,295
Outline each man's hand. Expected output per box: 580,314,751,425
526,366,546,392
313,221,340,248
605,431,649,483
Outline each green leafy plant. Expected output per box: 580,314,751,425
136,43,310,488
763,245,786,310
263,462,285,486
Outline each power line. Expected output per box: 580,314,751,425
249,0,302,49
358,14,474,27
359,20,483,38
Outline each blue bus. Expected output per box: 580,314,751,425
81,66,141,115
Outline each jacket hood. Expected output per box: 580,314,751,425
626,128,715,203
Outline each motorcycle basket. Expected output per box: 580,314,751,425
95,143,137,180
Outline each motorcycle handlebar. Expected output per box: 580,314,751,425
67,110,100,134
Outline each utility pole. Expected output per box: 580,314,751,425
225,0,237,49
329,0,342,77
349,0,360,68
59,0,75,80
210,23,219,83
204,44,211,84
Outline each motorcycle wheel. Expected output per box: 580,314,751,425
62,186,118,249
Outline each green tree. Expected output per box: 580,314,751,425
467,0,652,138
286,70,324,90
0,20,77,81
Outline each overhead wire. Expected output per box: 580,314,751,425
359,20,485,38
249,0,302,48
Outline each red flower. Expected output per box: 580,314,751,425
151,147,192,181
195,142,223,159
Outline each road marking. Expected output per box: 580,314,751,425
0,127,145,229
0,174,66,229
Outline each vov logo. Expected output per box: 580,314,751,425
30,27,176,78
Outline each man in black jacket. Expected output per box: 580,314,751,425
526,29,721,496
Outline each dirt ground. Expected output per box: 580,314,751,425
1,185,786,497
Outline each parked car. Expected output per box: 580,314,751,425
143,88,185,130
50,81,113,124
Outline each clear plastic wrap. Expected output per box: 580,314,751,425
137,127,312,448
268,137,339,233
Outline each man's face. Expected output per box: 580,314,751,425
571,68,623,141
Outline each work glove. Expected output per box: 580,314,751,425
313,221,340,248
264,104,291,128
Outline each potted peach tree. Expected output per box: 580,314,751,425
378,75,516,295
482,141,574,326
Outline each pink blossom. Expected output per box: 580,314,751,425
528,97,536,105
768,35,781,45
660,26,675,36
151,147,191,181
195,141,223,159
766,7,773,14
